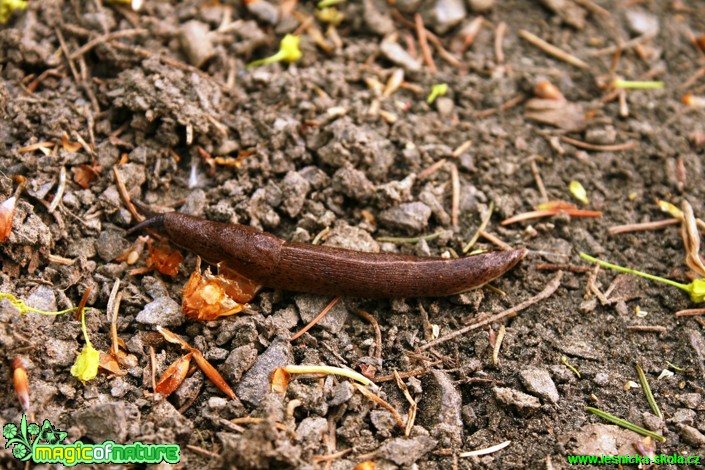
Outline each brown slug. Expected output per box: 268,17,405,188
132,211,526,298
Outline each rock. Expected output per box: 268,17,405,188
66,238,96,258
236,337,292,406
467,0,494,13
180,189,207,216
370,411,397,438
173,375,203,408
493,387,541,412
150,400,193,441
378,202,432,234
425,0,466,35
670,408,696,426
625,8,659,36
642,412,664,432
95,230,130,262
295,417,328,450
72,402,129,442
179,21,215,68
678,393,702,409
520,367,559,404
435,96,454,117
418,370,464,446
45,339,77,367
281,171,311,218
332,164,375,202
247,0,279,25
538,0,586,29
323,224,379,252
328,380,354,406
223,345,258,383
593,372,609,386
379,435,437,466
585,126,617,145
677,424,705,446
294,294,348,334
562,424,643,456
380,40,421,72
136,296,184,327
364,0,395,35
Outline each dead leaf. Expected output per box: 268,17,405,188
271,367,291,396
155,353,192,397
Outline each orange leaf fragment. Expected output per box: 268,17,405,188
0,196,17,243
536,200,577,211
182,259,258,320
99,351,128,376
353,462,375,470
192,350,237,400
146,240,184,277
155,353,192,397
61,133,83,152
72,164,102,189
271,367,291,396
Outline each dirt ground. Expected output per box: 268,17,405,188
1,0,705,468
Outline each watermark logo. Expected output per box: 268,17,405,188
3,414,180,466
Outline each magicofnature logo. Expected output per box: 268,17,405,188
4,414,180,466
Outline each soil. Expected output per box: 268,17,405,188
1,0,705,469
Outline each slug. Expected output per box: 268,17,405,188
132,211,526,298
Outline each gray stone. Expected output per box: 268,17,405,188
110,377,132,398
419,370,463,446
593,372,609,386
294,294,349,334
378,202,432,234
281,171,311,217
562,424,643,456
96,230,130,262
236,337,292,406
670,408,696,426
323,224,379,253
180,189,207,216
677,424,705,446
467,0,494,13
493,387,541,411
223,344,258,383
150,400,193,441
295,417,328,450
66,238,96,258
45,339,77,367
136,296,184,326
380,40,421,72
332,165,375,202
173,375,203,408
328,380,354,406
72,402,128,442
379,435,437,466
585,126,617,145
520,367,559,403
435,97,454,117
247,0,279,24
625,8,659,36
370,410,397,438
678,393,702,409
364,0,395,35
425,0,466,35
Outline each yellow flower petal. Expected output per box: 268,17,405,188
71,344,100,382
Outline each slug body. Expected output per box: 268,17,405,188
144,212,526,298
